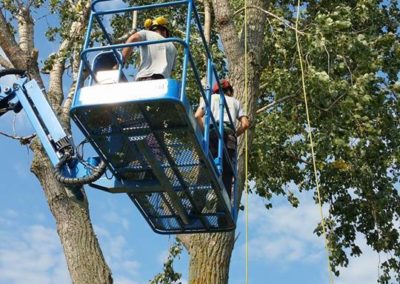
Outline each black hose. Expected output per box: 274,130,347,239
0,69,26,78
53,154,107,187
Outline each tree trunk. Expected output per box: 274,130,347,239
188,232,235,284
31,141,113,283
183,1,268,283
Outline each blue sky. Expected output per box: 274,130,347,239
0,1,393,283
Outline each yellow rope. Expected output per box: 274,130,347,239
244,0,249,283
294,1,335,283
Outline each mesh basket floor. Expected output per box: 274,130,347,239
72,100,235,233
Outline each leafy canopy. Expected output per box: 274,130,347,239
249,1,399,282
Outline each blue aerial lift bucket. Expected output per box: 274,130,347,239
68,0,240,234
0,0,239,234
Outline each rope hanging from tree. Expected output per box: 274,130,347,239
244,1,249,284
242,2,335,282
295,1,335,283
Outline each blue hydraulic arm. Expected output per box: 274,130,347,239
0,69,107,186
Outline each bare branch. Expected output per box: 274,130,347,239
0,130,36,145
256,94,297,113
132,10,138,30
49,1,91,111
342,56,353,86
48,39,74,109
234,5,306,35
203,0,211,44
315,93,346,112
61,80,77,125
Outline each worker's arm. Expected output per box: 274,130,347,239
236,115,250,137
121,32,142,63
194,107,205,131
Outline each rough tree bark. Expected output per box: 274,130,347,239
182,0,269,283
0,2,113,283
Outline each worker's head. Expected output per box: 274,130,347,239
144,16,170,37
212,79,233,96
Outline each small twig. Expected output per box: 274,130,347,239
0,130,36,145
234,232,241,244
342,56,353,86
259,81,268,90
322,43,330,75
315,93,346,112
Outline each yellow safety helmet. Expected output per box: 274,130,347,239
144,16,168,30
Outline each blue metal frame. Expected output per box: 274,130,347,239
8,79,107,181
0,0,240,233
71,0,240,232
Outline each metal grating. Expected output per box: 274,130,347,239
72,99,234,233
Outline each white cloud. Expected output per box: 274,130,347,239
119,260,140,273
102,210,131,231
4,209,18,218
241,194,326,265
109,234,129,259
93,224,141,278
34,212,47,222
157,248,170,265
239,193,390,283
336,237,385,284
113,276,141,284
12,159,32,179
0,225,70,284
95,0,126,10
0,215,145,284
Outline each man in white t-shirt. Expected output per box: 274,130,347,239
121,16,177,81
195,79,250,198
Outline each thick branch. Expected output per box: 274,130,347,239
17,6,34,53
0,9,26,68
203,0,211,44
61,81,77,125
0,54,13,68
48,31,77,110
256,94,297,113
0,5,44,88
49,1,91,113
